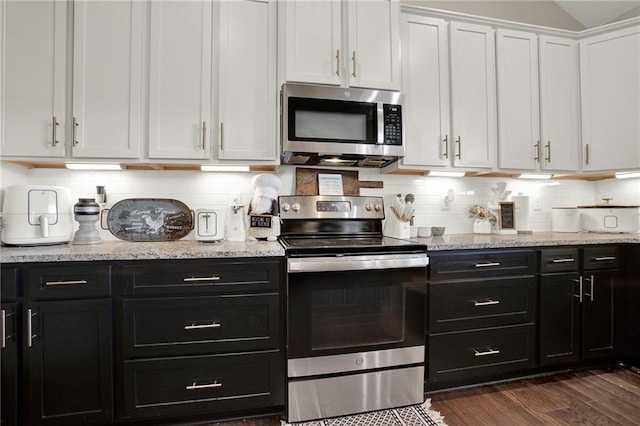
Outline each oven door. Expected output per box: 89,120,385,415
287,253,427,374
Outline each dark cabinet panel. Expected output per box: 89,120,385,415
1,266,20,301
122,350,283,419
2,302,20,426
25,263,111,300
429,249,535,281
539,248,580,273
582,270,615,359
583,246,619,270
123,294,280,357
25,299,113,426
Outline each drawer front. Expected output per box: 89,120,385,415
428,324,536,385
1,266,19,301
428,277,535,332
123,350,284,419
25,263,111,300
120,258,282,296
540,248,580,273
583,246,619,270
429,250,535,281
123,294,280,357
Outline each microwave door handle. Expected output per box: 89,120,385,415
376,102,384,144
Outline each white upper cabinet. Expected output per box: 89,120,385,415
496,29,540,171
217,0,276,161
281,0,400,90
580,25,640,172
148,0,213,159
539,35,579,171
0,0,67,157
399,15,450,168
449,22,497,168
72,0,143,159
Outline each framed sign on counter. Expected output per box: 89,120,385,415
499,202,516,230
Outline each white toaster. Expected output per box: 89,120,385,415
2,185,74,245
578,205,640,233
195,209,226,241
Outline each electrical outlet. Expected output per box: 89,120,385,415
533,197,542,211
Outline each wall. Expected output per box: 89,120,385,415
2,165,637,241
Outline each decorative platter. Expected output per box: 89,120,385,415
105,199,193,242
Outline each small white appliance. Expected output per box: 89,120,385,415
2,185,74,245
552,208,580,232
578,205,640,233
226,201,247,241
195,209,226,242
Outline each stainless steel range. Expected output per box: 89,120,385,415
279,195,428,423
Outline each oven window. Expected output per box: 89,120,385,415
311,285,403,350
295,111,367,141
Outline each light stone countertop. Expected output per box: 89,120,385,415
1,232,638,263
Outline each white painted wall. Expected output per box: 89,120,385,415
1,166,637,241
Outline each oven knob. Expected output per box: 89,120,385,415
291,202,301,212
365,203,372,211
281,203,291,212
374,203,382,212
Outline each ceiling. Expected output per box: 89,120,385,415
555,1,640,28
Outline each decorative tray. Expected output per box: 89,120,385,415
104,198,193,241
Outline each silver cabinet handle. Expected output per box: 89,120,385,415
443,135,449,159
551,258,575,263
351,51,356,77
184,322,221,330
219,122,224,151
336,49,340,76
474,262,500,268
455,136,461,159
474,348,500,356
534,141,540,162
473,299,500,306
1,310,5,349
202,121,207,150
186,381,222,390
572,276,583,303
52,116,60,146
27,309,37,348
585,143,590,165
45,279,87,286
583,275,595,302
183,276,221,283
72,116,79,146
545,141,551,163
593,256,616,262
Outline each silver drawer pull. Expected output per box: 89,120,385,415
551,258,575,263
473,299,500,307
186,381,222,390
183,276,221,282
1,310,5,349
474,348,500,357
184,322,221,330
474,262,501,268
45,280,87,286
593,256,616,262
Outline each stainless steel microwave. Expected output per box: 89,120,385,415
280,83,404,167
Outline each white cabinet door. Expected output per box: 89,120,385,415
347,0,400,90
539,35,579,172
580,25,640,172
72,0,143,159
283,0,341,86
399,15,450,168
0,0,67,157
217,0,276,161
449,22,497,168
148,0,212,159
496,29,539,171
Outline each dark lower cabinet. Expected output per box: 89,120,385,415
1,301,20,426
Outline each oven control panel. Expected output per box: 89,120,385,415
279,195,384,220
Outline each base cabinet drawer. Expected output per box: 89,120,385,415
428,324,536,386
123,350,284,419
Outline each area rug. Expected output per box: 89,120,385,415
282,399,446,426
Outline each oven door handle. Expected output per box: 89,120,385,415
288,253,428,273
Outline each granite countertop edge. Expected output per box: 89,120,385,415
1,232,638,263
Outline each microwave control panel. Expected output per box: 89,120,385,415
383,104,402,145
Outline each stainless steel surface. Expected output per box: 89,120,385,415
72,116,78,146
552,258,575,263
186,381,222,390
351,50,356,77
279,195,384,220
1,309,5,349
52,116,59,146
474,348,501,356
545,141,551,162
455,136,461,159
219,121,224,150
45,279,87,286
585,275,595,302
376,101,384,144
183,276,221,282
288,253,428,273
280,83,404,166
574,276,584,303
202,121,206,150
184,322,221,330
473,299,500,306
593,256,617,261
287,365,424,423
288,346,424,378
336,49,340,76
443,135,449,158
475,262,501,268
586,143,590,164
534,141,540,162
27,308,34,348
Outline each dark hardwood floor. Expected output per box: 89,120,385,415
212,367,640,426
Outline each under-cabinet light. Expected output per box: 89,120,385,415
517,173,552,180
200,165,250,172
426,171,466,177
615,171,640,179
65,163,122,170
